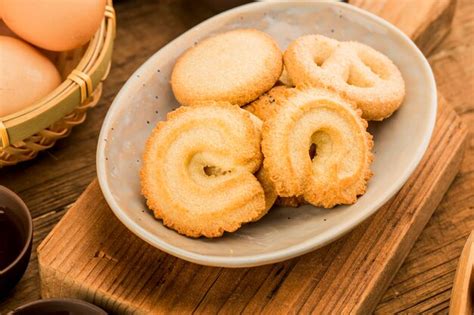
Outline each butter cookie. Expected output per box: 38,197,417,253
262,88,373,208
284,35,405,121
141,104,269,237
171,29,283,107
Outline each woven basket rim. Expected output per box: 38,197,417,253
0,0,116,148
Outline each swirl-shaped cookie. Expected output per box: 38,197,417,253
284,35,405,121
171,29,283,107
262,89,374,208
141,104,271,238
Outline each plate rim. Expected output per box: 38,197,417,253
97,1,437,268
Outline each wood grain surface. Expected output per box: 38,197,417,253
350,0,457,54
36,0,468,313
36,94,466,314
0,0,472,313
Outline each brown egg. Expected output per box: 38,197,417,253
0,0,106,51
0,36,61,117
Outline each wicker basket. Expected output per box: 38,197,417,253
0,0,116,167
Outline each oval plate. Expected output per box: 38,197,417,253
97,1,436,267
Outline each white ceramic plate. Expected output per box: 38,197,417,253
97,1,436,267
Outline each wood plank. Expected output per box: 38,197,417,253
0,1,216,312
2,0,473,313
375,0,474,311
36,95,467,314
36,0,469,313
350,0,456,54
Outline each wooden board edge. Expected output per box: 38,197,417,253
35,0,465,312
36,102,469,314
37,178,99,254
415,0,458,55
349,0,457,55
358,117,468,314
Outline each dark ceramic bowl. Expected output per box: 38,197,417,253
0,186,33,298
9,298,107,315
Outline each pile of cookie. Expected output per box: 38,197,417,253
141,29,405,238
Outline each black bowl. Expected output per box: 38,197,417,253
0,186,33,298
9,298,107,315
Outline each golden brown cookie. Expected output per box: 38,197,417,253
171,29,283,107
246,111,278,214
246,87,311,208
275,196,305,208
284,35,405,121
262,88,374,208
243,85,294,121
141,104,269,238
245,86,304,207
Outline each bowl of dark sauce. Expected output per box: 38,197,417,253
9,298,107,315
0,185,33,297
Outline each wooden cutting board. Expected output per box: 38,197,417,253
37,0,468,314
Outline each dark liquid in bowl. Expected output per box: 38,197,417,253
0,208,23,271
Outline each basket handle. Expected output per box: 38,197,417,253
0,2,116,149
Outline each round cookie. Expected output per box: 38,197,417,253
262,88,374,208
171,29,283,107
284,35,405,121
141,104,270,238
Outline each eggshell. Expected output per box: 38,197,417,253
0,36,61,117
0,0,106,51
0,20,59,62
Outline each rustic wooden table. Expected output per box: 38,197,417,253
1,0,472,313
